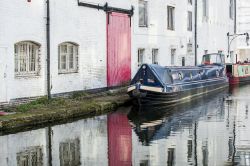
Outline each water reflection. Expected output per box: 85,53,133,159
0,85,250,165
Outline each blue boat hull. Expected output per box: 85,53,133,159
128,78,228,106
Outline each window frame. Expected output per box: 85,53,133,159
152,48,159,64
139,0,148,27
229,0,234,20
171,48,176,65
14,41,40,77
203,0,209,19
187,11,192,31
138,48,145,66
58,42,79,74
167,6,175,31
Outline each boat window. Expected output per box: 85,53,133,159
163,70,173,84
178,73,183,80
172,73,179,80
198,71,201,79
190,73,193,80
202,53,223,65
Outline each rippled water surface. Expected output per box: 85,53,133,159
1,85,250,166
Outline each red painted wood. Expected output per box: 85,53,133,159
107,12,131,87
108,113,132,166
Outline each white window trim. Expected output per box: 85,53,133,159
14,41,40,77
58,42,79,74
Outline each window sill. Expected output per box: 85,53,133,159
15,73,40,79
58,71,79,75
139,25,148,28
167,29,175,31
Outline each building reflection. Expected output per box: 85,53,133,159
1,85,250,165
59,138,80,166
129,92,230,166
108,112,132,166
0,128,48,166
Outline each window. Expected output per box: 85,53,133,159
17,146,43,166
138,49,145,66
58,42,79,74
229,0,234,19
188,0,192,5
171,49,176,65
59,139,80,166
152,49,159,64
188,11,192,31
167,148,175,166
139,0,148,27
14,41,40,76
167,6,175,30
203,0,208,18
187,43,193,54
204,50,208,54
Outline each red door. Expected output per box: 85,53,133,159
107,12,131,87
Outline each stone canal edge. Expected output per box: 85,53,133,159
0,88,132,132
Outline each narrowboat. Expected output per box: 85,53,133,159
226,63,250,85
127,53,228,105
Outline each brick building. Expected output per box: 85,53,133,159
0,0,235,105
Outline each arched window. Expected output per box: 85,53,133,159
58,42,79,74
14,41,40,76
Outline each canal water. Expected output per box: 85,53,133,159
0,85,250,166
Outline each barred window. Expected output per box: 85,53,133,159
167,6,175,30
59,138,80,166
14,41,40,76
139,0,148,27
16,146,43,166
58,42,78,74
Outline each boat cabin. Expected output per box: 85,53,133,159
201,53,225,66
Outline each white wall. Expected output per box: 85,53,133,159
131,0,194,76
237,0,250,49
0,0,46,102
51,116,108,166
0,0,236,102
196,0,235,63
0,129,48,166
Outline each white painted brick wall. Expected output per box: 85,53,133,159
0,0,46,103
196,0,235,63
131,0,195,76
237,0,250,51
0,0,236,103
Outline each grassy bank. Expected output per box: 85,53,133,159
0,89,131,132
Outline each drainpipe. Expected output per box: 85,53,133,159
194,0,198,66
234,0,237,34
46,0,51,99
